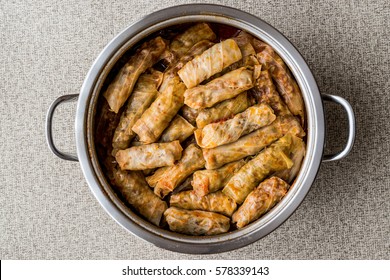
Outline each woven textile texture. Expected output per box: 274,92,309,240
0,0,389,259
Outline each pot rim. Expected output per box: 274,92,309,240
75,4,324,254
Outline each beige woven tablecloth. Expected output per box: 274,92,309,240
1,0,389,259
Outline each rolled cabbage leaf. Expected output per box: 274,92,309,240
178,39,242,88
232,176,289,228
103,36,166,113
164,207,230,236
115,141,183,170
194,103,276,148
222,134,295,204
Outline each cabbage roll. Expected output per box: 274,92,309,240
178,39,242,88
160,115,195,143
112,71,163,150
256,43,305,124
194,103,276,149
169,23,216,59
274,135,305,183
103,36,166,113
160,40,215,93
253,70,291,117
184,67,257,109
132,76,186,143
232,176,289,228
195,92,252,128
192,160,246,197
222,134,295,204
154,144,205,198
115,141,182,170
180,105,199,126
170,191,237,217
203,116,305,169
112,169,167,226
164,207,230,236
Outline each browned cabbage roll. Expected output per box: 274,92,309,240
112,169,167,226
154,144,205,198
112,71,163,150
160,40,215,93
169,23,216,59
160,115,195,143
192,160,246,196
256,43,305,124
252,70,292,117
194,103,276,149
132,76,186,143
222,134,295,204
203,116,305,169
196,92,252,128
184,67,257,109
103,37,166,113
178,39,242,88
170,191,237,217
232,176,289,228
164,207,230,235
115,141,182,170
274,135,305,183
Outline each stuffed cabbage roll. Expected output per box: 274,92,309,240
160,115,195,143
184,67,258,109
178,39,242,88
274,135,305,183
192,160,246,197
222,134,295,204
256,43,305,124
132,76,186,143
164,207,230,236
154,144,205,198
169,23,216,59
232,176,289,228
180,105,199,126
194,103,276,148
203,116,305,169
112,169,167,226
112,71,163,150
103,36,166,113
252,70,291,117
201,30,259,83
170,191,237,217
160,40,215,93
196,92,252,128
115,141,182,170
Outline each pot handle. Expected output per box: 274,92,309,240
322,94,356,162
45,94,79,162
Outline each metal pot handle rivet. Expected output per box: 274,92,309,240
45,94,79,161
322,94,356,162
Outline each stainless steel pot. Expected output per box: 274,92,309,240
45,4,355,254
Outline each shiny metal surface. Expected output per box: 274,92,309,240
46,94,79,162
322,94,356,162
63,4,355,253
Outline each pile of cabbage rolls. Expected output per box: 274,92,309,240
95,23,306,236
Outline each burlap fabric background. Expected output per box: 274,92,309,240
1,0,389,259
